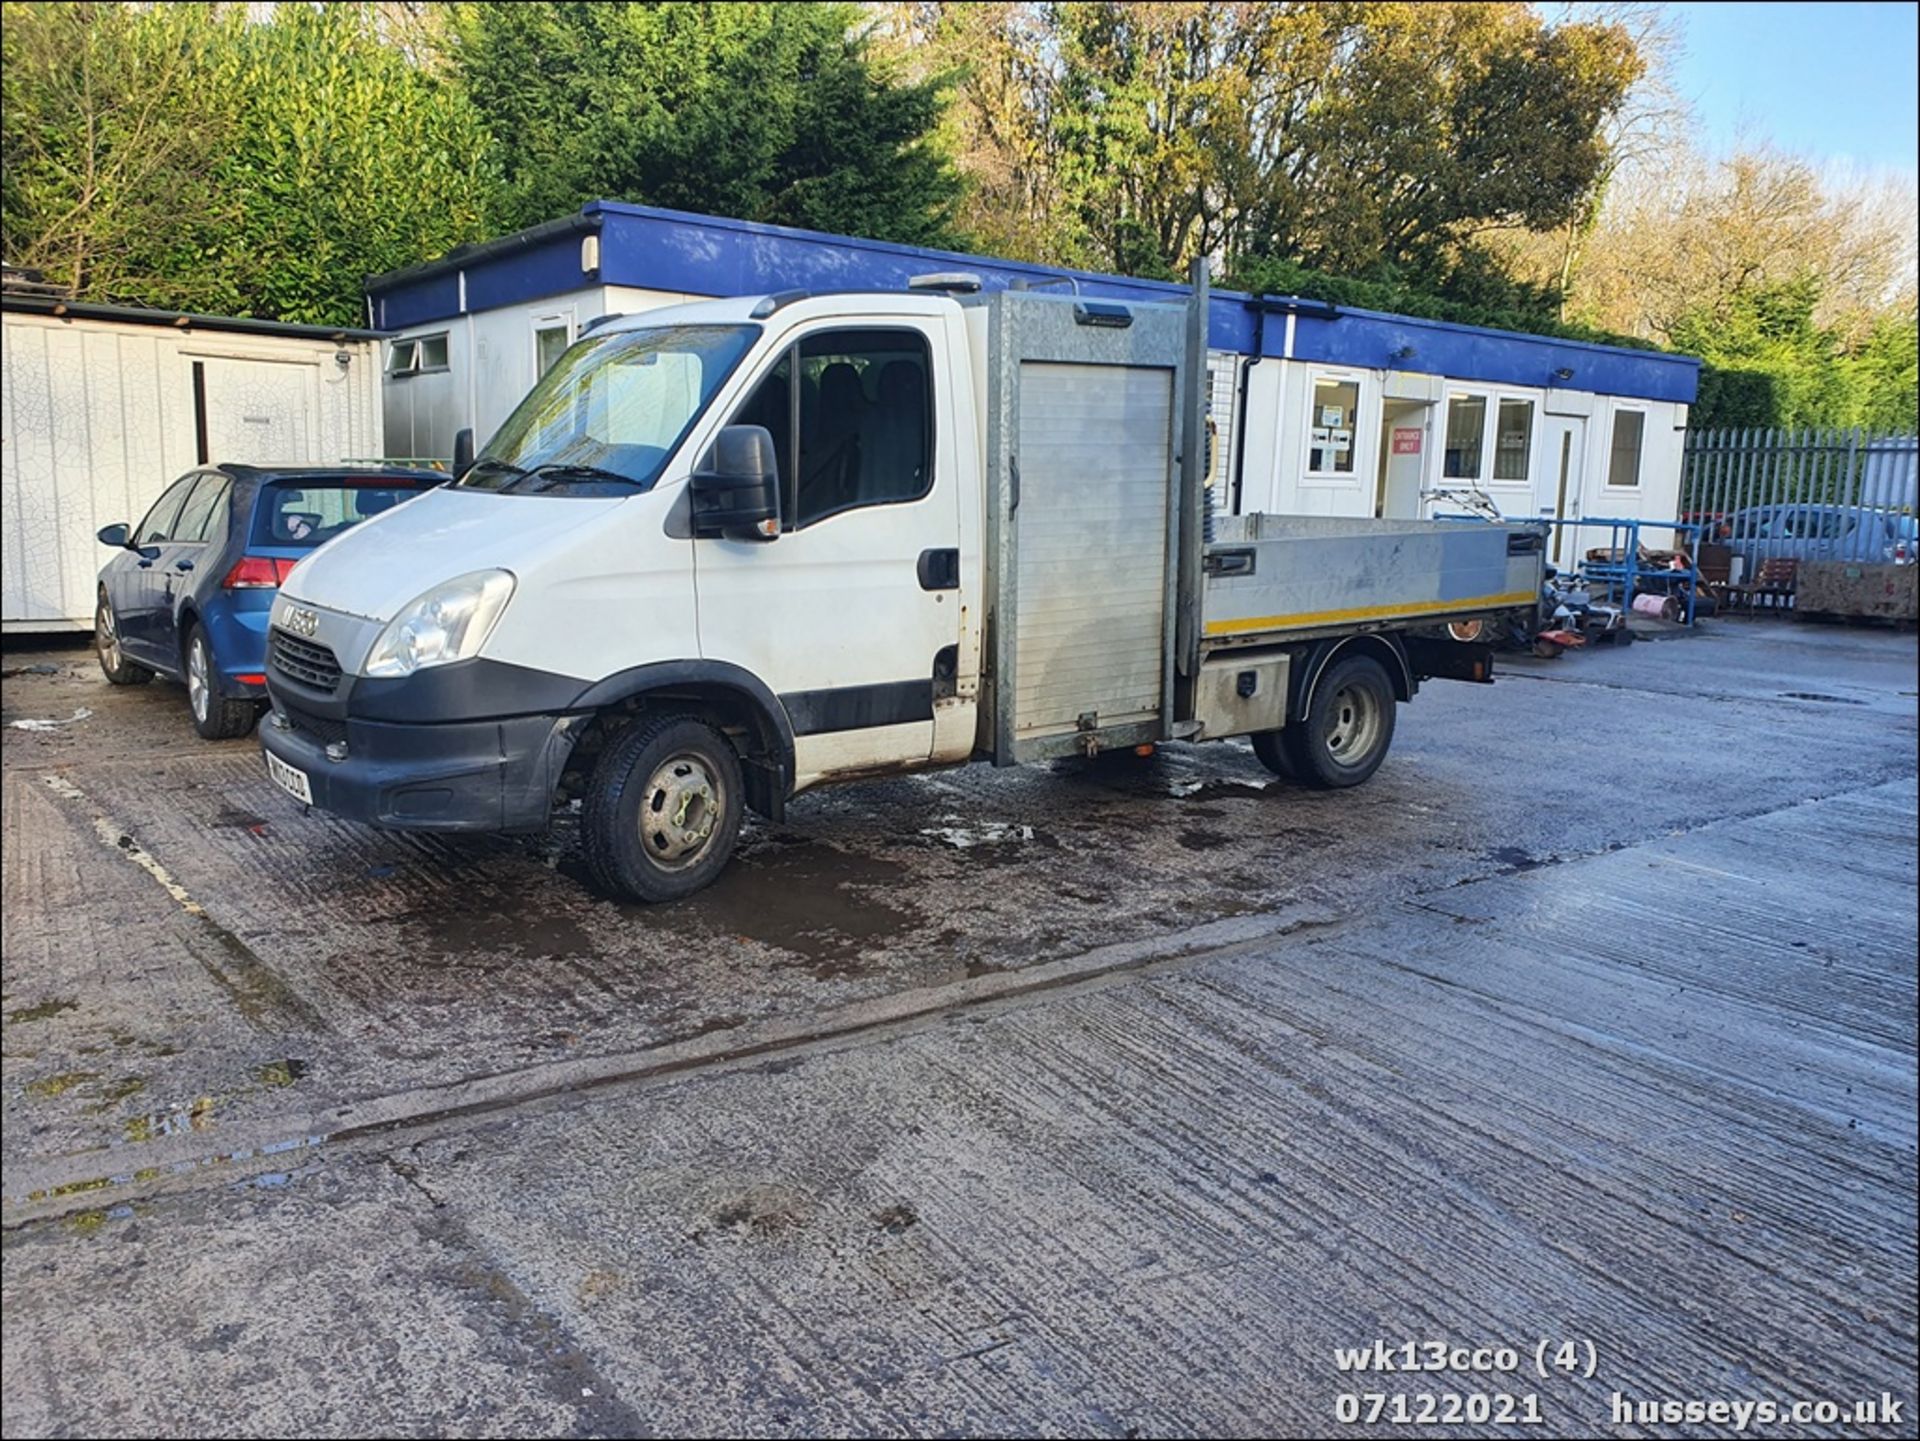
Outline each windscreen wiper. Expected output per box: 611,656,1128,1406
526,463,644,491
460,456,532,487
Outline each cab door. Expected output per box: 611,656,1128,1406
693,321,960,789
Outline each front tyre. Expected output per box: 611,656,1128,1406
1287,654,1397,790
581,713,745,903
185,624,258,740
96,591,152,685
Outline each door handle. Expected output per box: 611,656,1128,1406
917,547,959,591
174,559,195,573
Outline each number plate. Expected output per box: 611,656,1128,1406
265,750,313,805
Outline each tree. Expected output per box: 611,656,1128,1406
1552,141,1918,428
1,2,238,310
446,2,962,245
879,3,1639,287
870,2,1075,263
1851,311,1920,433
1,2,496,325
215,3,499,324
1493,2,1688,317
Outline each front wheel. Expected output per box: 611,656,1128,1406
581,713,745,903
1283,654,1397,790
185,624,258,740
96,592,152,686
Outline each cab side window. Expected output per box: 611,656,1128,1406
727,328,933,530
132,475,199,546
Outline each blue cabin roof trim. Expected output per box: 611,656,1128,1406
366,200,1700,404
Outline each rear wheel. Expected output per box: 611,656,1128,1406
95,591,152,686
185,624,258,740
581,713,745,903
1250,729,1299,780
1285,654,1397,790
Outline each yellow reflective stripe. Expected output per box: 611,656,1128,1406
1203,590,1537,637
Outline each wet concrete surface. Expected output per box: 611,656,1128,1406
2,619,1916,1435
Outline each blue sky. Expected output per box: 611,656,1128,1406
1664,2,1919,180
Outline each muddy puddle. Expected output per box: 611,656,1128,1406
612,832,920,979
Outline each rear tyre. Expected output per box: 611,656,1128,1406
1250,729,1299,780
1286,655,1397,790
185,624,258,740
581,713,745,903
95,591,152,686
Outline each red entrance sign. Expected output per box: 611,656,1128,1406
1392,427,1423,455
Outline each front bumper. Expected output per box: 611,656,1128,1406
259,705,575,833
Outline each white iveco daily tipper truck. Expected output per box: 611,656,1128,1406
260,271,1544,901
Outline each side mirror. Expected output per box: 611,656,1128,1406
452,427,475,481
97,523,131,548
691,425,781,541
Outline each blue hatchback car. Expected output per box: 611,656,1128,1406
94,465,438,738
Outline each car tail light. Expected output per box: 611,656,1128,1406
222,556,298,589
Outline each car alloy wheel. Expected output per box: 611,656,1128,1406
188,635,212,723
98,599,122,673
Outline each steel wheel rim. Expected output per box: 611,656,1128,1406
188,639,210,722
97,601,121,672
640,752,722,869
1325,683,1382,764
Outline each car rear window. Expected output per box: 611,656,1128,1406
251,481,432,548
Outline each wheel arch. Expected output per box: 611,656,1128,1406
175,601,204,667
566,660,795,821
1290,632,1413,723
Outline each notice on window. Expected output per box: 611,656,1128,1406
1321,406,1345,427
1392,427,1423,455
1330,428,1353,448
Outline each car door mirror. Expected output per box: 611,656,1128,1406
691,425,781,542
97,523,131,548
452,427,475,481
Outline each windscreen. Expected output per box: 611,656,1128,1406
250,481,432,549
460,324,759,497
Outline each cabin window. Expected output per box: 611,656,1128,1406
1608,408,1645,488
1493,398,1534,482
387,333,449,376
1444,394,1487,480
534,321,572,378
1305,375,1360,476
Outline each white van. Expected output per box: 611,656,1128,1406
262,279,1541,901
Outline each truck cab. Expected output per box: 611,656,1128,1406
263,292,983,895
262,281,1541,902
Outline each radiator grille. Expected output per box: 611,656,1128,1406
269,629,342,692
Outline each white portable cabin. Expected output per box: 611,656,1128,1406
1,295,384,632
367,202,1699,568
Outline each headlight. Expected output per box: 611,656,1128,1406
363,570,515,678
